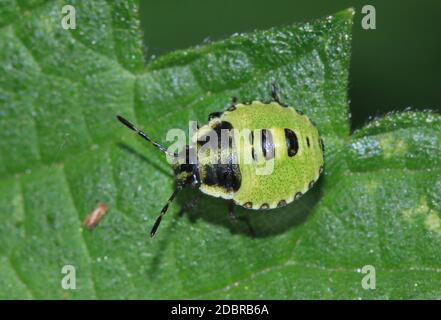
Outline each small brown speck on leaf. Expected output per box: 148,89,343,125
83,202,107,230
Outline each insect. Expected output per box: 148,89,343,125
117,85,324,237
83,202,107,230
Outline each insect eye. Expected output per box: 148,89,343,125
284,128,299,157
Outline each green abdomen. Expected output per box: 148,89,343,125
197,101,324,210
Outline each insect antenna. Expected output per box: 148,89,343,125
116,115,172,156
150,185,183,237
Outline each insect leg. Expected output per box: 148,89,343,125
228,201,256,237
243,215,256,238
184,192,202,211
270,83,280,103
228,201,238,221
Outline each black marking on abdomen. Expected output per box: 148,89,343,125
261,129,275,160
306,137,310,148
277,200,287,208
244,202,253,209
213,121,233,135
203,163,241,192
200,121,232,149
260,203,269,209
319,138,325,153
294,192,302,200
252,148,257,161
201,121,241,191
284,128,299,157
249,131,257,161
308,180,315,189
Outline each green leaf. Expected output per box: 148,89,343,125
0,1,440,299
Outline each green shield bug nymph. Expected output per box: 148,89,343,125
117,85,324,237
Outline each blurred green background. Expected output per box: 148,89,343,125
139,0,441,130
